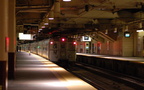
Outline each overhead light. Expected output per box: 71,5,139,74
114,28,117,33
44,18,49,25
63,0,71,1
41,22,45,28
105,29,108,34
39,29,42,30
136,29,144,32
48,18,54,20
48,11,54,20
44,22,48,25
41,26,45,28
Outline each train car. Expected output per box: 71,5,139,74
30,42,37,54
21,43,30,52
20,37,76,68
49,37,76,67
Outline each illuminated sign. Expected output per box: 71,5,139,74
81,36,91,41
124,32,130,38
19,33,34,40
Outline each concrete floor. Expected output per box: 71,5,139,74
8,51,96,90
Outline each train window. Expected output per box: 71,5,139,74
61,44,65,48
53,44,57,48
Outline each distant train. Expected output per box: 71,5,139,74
20,37,76,68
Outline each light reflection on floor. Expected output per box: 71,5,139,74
77,53,144,62
8,52,96,90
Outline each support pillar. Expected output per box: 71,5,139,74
0,0,9,90
8,0,16,80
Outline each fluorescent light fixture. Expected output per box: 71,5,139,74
48,18,54,20
44,23,49,25
63,0,71,1
137,29,144,32
41,26,45,28
44,18,49,25
39,29,42,30
114,28,117,33
105,29,108,34
48,11,54,20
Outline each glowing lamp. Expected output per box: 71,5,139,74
61,38,66,42
44,23,49,25
63,0,71,1
136,29,144,32
50,41,54,45
73,41,77,45
41,26,45,28
39,29,42,30
48,11,54,20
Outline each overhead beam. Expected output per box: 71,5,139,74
16,5,50,9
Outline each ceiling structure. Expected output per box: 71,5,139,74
16,0,144,42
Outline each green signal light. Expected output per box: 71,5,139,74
37,46,40,48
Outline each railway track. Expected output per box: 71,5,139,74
67,63,144,90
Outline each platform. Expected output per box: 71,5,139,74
8,51,96,90
76,53,144,79
76,53,144,62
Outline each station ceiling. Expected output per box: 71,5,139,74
16,0,144,39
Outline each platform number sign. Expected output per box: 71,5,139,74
124,31,131,38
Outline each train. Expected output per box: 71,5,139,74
20,37,76,68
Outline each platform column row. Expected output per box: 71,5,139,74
0,0,16,90
0,0,9,90
8,0,16,80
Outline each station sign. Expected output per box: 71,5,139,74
81,36,91,41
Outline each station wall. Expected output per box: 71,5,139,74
76,30,143,57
